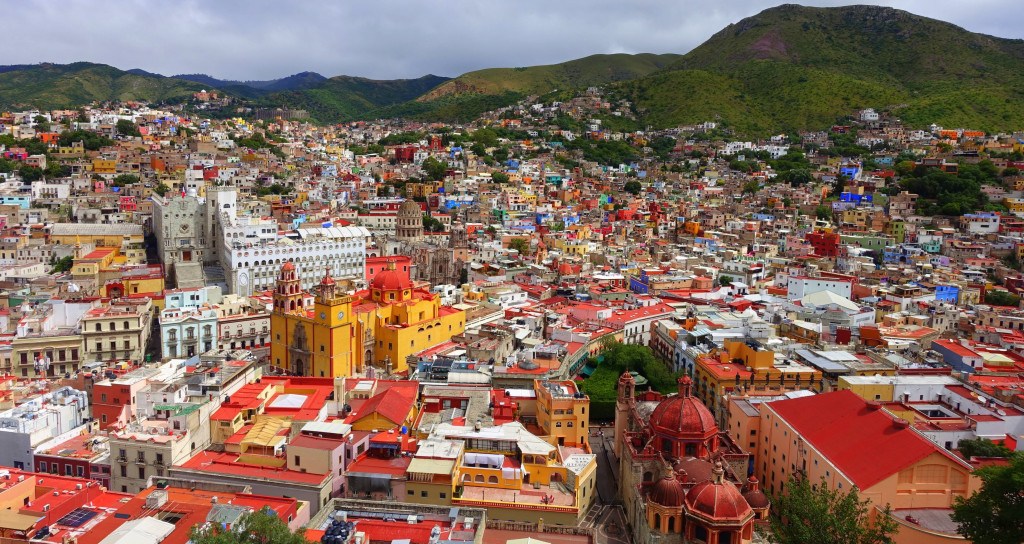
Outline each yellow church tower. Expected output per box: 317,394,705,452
270,262,361,378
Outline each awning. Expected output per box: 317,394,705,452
579,364,597,377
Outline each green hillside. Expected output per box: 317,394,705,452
623,4,1024,134
0,62,205,109
257,74,450,122
420,53,681,99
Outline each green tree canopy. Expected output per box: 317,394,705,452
770,476,899,544
423,214,445,232
188,508,308,544
111,174,140,187
115,119,141,137
153,182,170,197
985,290,1021,307
952,452,1024,544
957,437,1013,458
491,172,510,184
580,341,682,420
422,156,447,181
50,256,74,274
507,237,530,256
623,180,642,195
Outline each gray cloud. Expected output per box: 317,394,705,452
4,0,1022,80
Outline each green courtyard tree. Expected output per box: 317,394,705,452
984,290,1021,307
770,476,899,544
422,156,447,181
952,452,1024,544
115,119,141,137
189,508,308,544
491,172,510,184
50,256,74,274
957,437,1013,458
623,180,642,195
507,237,530,256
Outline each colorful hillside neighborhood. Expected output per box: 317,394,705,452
0,87,1022,544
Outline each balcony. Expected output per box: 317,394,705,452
116,456,127,463
135,458,147,465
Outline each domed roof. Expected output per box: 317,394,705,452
397,199,421,218
371,261,412,292
684,463,753,522
320,273,336,286
742,476,770,509
673,457,714,483
649,476,685,507
649,376,717,439
281,260,296,272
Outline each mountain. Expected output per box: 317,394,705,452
257,74,451,123
619,4,1024,134
382,53,682,123
0,62,205,109
173,71,327,93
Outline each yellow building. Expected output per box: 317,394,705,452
92,159,117,175
534,379,590,448
352,261,465,374
270,263,362,378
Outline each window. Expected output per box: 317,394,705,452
120,466,127,477
294,455,301,466
439,492,446,499
407,489,414,495
138,468,145,479
39,462,47,472
420,490,428,497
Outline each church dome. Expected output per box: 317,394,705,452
684,462,753,522
649,476,685,507
397,199,421,219
742,476,770,509
281,260,296,272
371,262,412,292
649,376,718,440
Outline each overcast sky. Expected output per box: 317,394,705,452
8,0,1023,81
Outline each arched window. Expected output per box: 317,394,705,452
654,513,661,529
488,475,498,484
475,474,484,483
643,471,653,482
668,517,675,532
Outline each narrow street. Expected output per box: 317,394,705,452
589,427,631,544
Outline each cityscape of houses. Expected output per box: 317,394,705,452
0,84,1021,544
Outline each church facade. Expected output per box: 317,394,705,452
615,373,769,544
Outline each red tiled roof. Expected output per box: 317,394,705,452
767,390,963,489
349,386,416,426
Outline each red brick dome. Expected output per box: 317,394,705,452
281,260,296,272
685,463,753,522
649,376,718,440
649,476,685,507
371,262,412,292
742,476,770,509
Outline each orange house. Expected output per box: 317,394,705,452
757,391,979,544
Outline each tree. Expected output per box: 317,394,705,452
957,437,1013,458
952,452,1024,544
985,290,1021,307
422,156,447,181
33,115,50,132
111,174,140,187
623,180,642,195
18,165,43,182
153,183,170,197
507,237,530,256
770,476,899,544
815,204,832,221
718,275,733,287
50,256,74,274
115,119,141,137
422,214,444,232
491,172,510,184
189,508,308,544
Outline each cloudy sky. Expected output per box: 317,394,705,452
9,0,1023,81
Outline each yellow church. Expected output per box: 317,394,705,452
270,261,361,378
270,260,466,378
351,260,466,374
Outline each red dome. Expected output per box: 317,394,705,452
371,268,412,292
649,476,685,507
685,464,753,522
281,261,296,272
649,377,717,440
742,476,770,509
